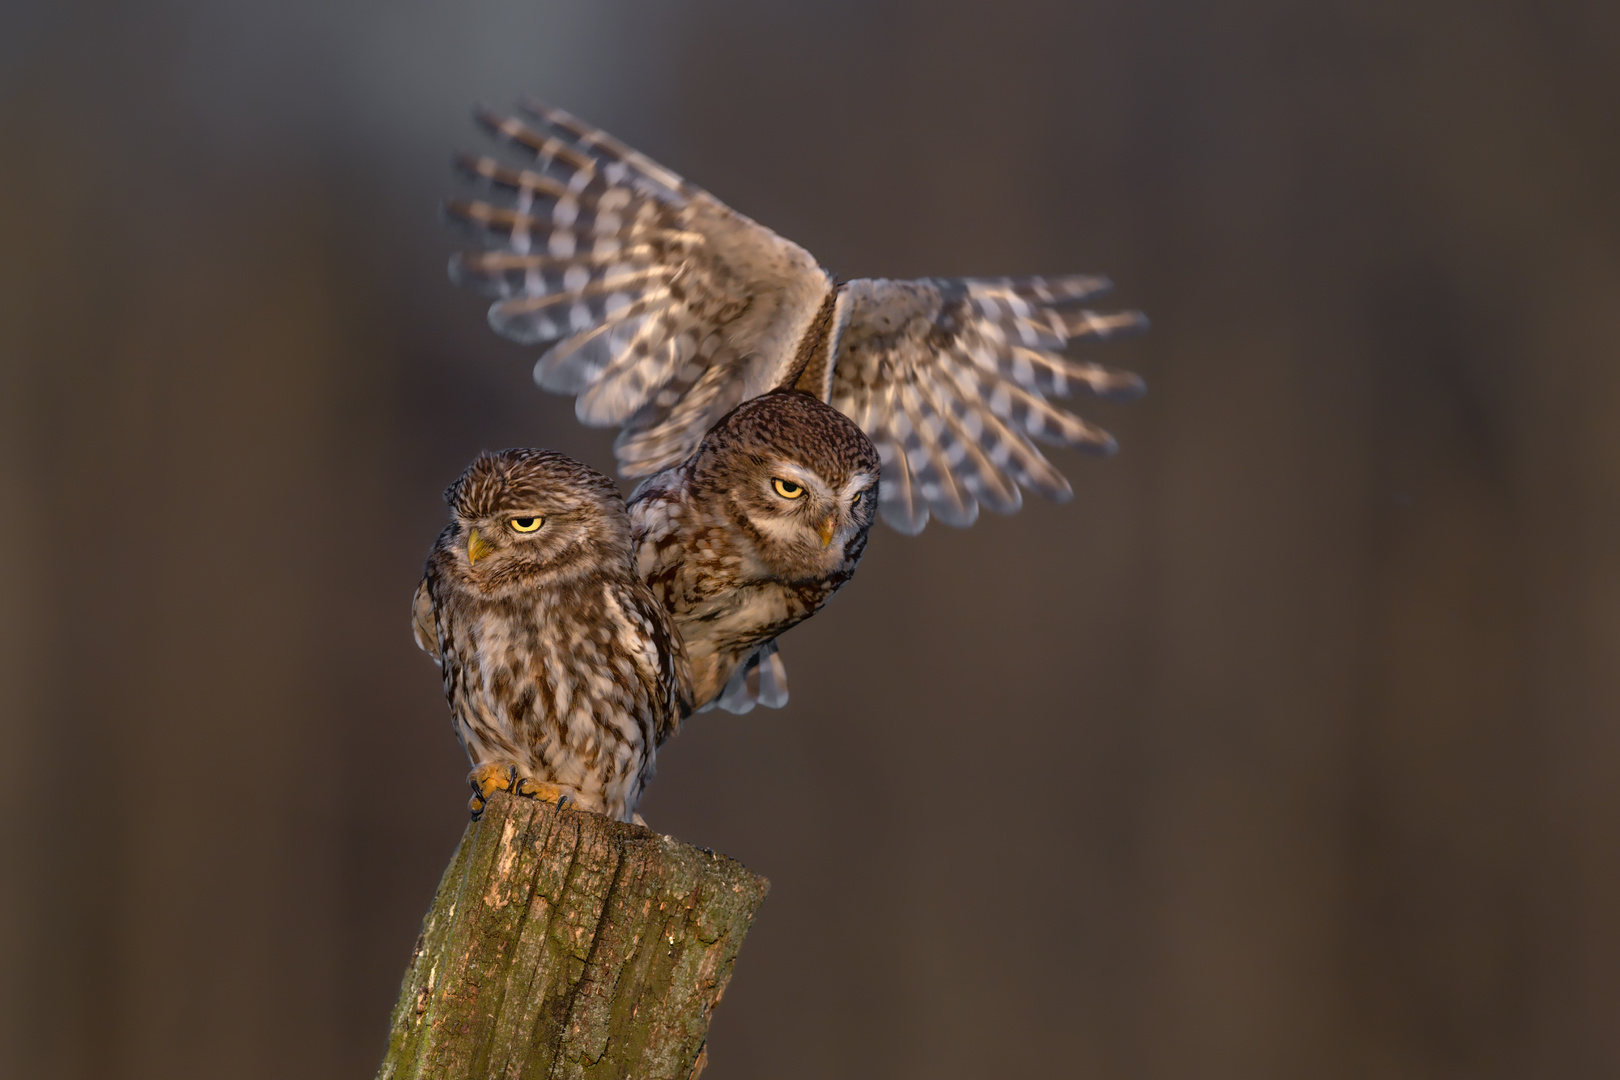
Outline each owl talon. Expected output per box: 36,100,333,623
467,762,522,820
465,764,576,819
468,761,518,797
512,776,574,809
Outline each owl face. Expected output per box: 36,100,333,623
436,448,630,594
690,392,881,576
732,458,875,565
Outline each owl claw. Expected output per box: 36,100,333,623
467,762,577,819
512,775,574,809
467,762,520,820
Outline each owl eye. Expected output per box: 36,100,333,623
771,478,805,500
509,516,543,533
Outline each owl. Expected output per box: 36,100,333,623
629,390,881,711
445,102,1146,709
412,448,693,821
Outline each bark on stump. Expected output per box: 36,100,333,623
377,791,770,1080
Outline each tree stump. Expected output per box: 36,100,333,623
376,792,770,1080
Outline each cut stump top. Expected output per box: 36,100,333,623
378,792,770,1080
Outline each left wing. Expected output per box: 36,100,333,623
828,277,1146,533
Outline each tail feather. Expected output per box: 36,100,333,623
712,642,790,714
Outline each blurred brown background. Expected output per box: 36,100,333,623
3,1,1619,1077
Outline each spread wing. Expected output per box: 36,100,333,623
831,277,1146,534
446,101,830,476
447,104,1149,536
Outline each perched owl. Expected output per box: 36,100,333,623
412,448,693,821
630,391,881,711
444,102,1146,710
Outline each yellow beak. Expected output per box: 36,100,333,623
818,516,836,548
467,527,494,565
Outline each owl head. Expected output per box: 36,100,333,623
688,391,881,574
434,448,630,593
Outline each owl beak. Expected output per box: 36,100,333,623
818,516,836,548
467,527,494,565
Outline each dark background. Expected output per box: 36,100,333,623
4,1,1619,1077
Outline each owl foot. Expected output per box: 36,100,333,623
467,763,575,820
513,775,574,814
467,762,517,820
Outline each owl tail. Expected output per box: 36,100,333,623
712,642,790,715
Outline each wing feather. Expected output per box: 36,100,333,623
907,361,1023,516
446,104,1148,534
897,380,978,528
411,580,441,664
867,381,926,534
830,276,1145,532
447,102,830,476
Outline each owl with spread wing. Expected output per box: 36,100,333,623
445,102,1145,711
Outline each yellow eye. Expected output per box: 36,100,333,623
772,478,805,499
509,516,542,533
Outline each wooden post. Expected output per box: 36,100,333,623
376,792,770,1080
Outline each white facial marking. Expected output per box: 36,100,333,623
748,513,811,547
839,471,876,504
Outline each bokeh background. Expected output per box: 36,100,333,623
4,1,1619,1077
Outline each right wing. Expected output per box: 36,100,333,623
411,579,441,665
446,101,831,476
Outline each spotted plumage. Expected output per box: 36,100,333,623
413,449,692,821
446,100,1147,535
629,391,880,712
